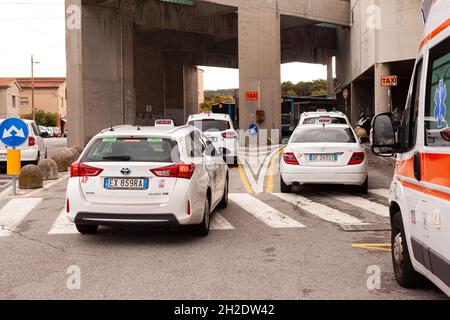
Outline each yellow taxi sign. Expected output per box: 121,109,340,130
7,149,21,175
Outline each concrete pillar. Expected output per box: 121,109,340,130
326,56,334,97
66,0,84,147
238,3,281,131
374,63,391,115
183,65,199,123
164,52,184,126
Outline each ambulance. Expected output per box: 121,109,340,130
371,0,450,297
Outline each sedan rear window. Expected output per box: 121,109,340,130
302,117,347,124
291,127,357,143
82,137,180,162
188,119,230,132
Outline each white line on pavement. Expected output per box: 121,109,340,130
0,198,43,237
273,193,368,226
229,193,305,228
210,213,234,230
330,194,390,218
48,209,77,234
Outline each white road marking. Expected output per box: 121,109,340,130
273,193,368,226
0,198,43,237
229,193,305,228
369,189,389,199
210,213,234,230
48,209,77,234
330,194,390,218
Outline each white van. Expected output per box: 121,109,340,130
371,1,450,297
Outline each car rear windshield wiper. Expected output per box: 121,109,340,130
102,155,131,161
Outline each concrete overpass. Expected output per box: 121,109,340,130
65,0,351,146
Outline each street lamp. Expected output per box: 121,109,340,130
31,55,40,121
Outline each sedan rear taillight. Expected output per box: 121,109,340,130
221,131,237,139
70,160,104,177
283,152,299,165
28,136,35,146
151,163,195,179
348,152,365,165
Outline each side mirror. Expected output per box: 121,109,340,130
371,113,396,157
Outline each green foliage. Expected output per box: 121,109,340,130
199,94,235,113
281,79,329,97
33,110,58,127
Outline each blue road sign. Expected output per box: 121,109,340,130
248,123,258,135
0,118,29,147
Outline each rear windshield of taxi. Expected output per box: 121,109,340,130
82,137,180,162
302,117,347,124
291,127,357,143
188,119,231,132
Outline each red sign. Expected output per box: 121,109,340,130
381,76,398,87
246,91,258,101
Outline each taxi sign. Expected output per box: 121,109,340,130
0,118,29,148
246,92,258,101
155,119,175,127
381,75,398,87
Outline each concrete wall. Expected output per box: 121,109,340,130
20,88,63,116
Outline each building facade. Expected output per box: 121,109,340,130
0,78,21,119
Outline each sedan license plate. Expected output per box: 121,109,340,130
309,154,338,162
104,178,149,190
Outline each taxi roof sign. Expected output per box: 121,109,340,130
155,119,175,127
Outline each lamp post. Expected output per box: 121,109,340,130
31,55,39,121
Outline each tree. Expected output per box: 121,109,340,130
281,79,330,97
45,112,58,127
35,110,47,126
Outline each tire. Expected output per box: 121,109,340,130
32,153,40,166
280,175,292,193
218,176,229,209
357,176,369,194
391,211,426,288
192,196,210,237
76,224,98,235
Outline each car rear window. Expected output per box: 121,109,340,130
302,117,347,124
291,127,357,143
82,137,180,162
188,119,230,132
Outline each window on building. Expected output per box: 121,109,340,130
12,96,16,107
425,36,450,147
20,97,29,106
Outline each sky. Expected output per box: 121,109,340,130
0,0,328,89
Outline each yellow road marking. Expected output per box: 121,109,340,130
352,243,392,252
266,147,285,193
238,164,253,194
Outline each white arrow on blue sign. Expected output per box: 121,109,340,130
0,118,29,147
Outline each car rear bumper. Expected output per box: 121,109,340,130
280,162,368,186
0,148,39,162
75,212,180,227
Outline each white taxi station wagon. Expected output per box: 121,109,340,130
65,124,229,237
372,0,450,297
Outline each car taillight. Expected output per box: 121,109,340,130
348,152,365,165
283,152,299,165
441,129,450,142
70,160,103,177
151,163,195,179
28,136,35,146
221,131,237,139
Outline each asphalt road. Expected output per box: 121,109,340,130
0,146,446,299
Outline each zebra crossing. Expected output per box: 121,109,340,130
0,189,390,237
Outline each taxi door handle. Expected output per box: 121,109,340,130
413,152,421,181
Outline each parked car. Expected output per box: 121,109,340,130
65,124,229,236
280,124,368,194
0,119,47,165
38,125,50,138
51,127,61,138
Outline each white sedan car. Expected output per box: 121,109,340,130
280,124,368,193
298,110,350,126
66,124,229,236
187,113,238,165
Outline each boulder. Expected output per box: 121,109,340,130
38,158,59,180
19,165,44,189
66,147,80,163
50,151,71,172
73,145,83,154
